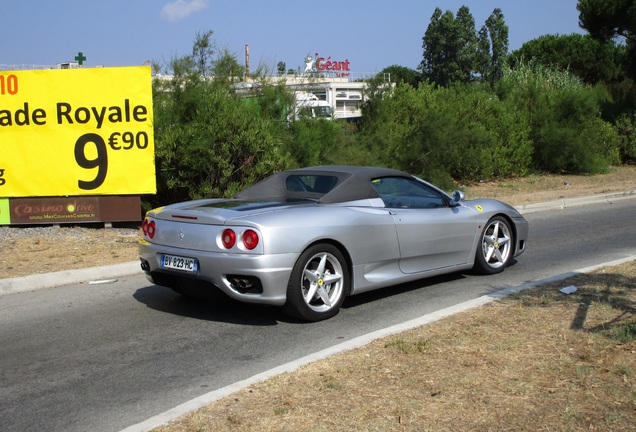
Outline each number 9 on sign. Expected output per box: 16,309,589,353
74,133,108,190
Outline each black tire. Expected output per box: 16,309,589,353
282,244,349,322
473,216,514,275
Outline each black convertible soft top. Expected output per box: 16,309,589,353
235,165,412,204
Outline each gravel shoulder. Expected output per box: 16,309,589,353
1,165,635,280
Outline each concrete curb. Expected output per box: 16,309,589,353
513,190,636,214
2,191,635,297
0,261,140,296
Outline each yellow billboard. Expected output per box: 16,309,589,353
0,66,155,197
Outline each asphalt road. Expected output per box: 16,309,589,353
1,200,635,432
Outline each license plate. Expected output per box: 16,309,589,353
160,254,199,272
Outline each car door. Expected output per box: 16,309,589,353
372,177,478,274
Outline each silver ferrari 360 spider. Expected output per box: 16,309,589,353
139,166,528,321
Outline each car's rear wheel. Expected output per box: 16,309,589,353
282,244,349,322
474,216,513,274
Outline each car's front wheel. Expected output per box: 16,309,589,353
474,216,514,274
282,244,349,322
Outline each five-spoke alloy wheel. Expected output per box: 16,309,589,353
474,216,514,274
283,244,349,322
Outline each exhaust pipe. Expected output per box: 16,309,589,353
229,277,253,289
140,259,150,272
227,275,264,294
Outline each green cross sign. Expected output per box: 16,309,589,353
74,52,87,65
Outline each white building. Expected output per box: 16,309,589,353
245,50,387,121
261,70,396,122
278,75,368,120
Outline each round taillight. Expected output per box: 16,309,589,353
146,220,156,239
242,229,259,250
222,229,236,249
142,219,156,239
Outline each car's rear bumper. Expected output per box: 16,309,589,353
139,240,296,306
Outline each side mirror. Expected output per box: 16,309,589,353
451,190,465,206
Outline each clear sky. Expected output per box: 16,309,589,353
1,0,584,73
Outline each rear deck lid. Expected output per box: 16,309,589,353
151,198,316,225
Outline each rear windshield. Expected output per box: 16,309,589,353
285,175,339,194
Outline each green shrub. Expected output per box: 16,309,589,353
499,61,619,174
615,112,636,162
151,77,290,206
285,118,356,168
359,82,532,184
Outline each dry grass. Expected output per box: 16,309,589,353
154,261,636,431
460,164,636,206
0,226,140,279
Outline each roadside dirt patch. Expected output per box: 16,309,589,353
0,226,140,279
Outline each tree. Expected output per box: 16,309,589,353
212,48,245,81
454,6,479,83
420,8,449,85
578,0,636,78
483,9,509,86
379,65,422,87
420,6,477,86
420,6,507,87
578,0,636,41
476,26,492,84
277,61,286,76
509,33,625,84
192,30,215,77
